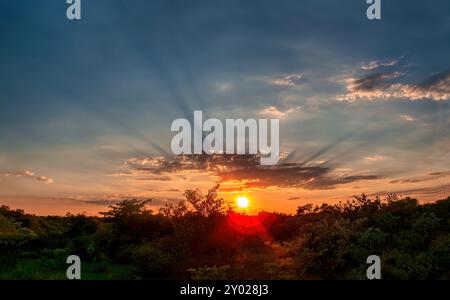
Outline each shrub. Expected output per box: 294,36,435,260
187,265,231,280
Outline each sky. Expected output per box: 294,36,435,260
1,0,450,215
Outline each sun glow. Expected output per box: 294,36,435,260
236,196,250,209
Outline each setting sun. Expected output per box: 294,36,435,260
236,196,250,209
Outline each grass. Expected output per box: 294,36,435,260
0,257,137,280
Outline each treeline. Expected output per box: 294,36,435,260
1,186,449,280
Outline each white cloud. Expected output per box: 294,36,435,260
258,106,301,119
365,155,386,162
215,82,232,93
399,114,417,122
0,170,53,184
361,59,398,71
269,74,303,87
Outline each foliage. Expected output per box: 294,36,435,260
1,190,450,280
0,213,37,242
187,265,231,280
131,242,174,278
160,183,225,218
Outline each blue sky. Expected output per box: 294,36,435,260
1,0,450,214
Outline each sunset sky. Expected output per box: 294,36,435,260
1,0,450,215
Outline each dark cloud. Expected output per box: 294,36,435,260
373,183,450,199
429,171,450,176
351,72,401,91
71,197,172,207
389,171,450,184
123,154,378,190
75,199,122,206
124,155,261,174
134,176,172,181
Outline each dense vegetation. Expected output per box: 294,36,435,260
1,185,449,280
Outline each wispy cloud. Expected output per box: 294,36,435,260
215,82,232,93
268,74,304,88
66,195,172,207
365,155,386,162
338,70,450,101
258,106,301,119
338,72,402,101
361,59,398,71
377,183,450,199
399,114,417,122
0,170,53,184
389,171,450,184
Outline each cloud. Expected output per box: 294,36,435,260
338,70,450,101
338,72,402,101
429,171,450,176
75,199,122,206
376,183,450,199
123,155,262,175
268,74,304,87
399,114,417,122
216,82,232,93
0,170,53,184
217,164,378,190
365,155,386,162
389,171,450,184
67,196,172,207
122,154,378,191
258,106,301,119
361,59,398,71
67,191,170,204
